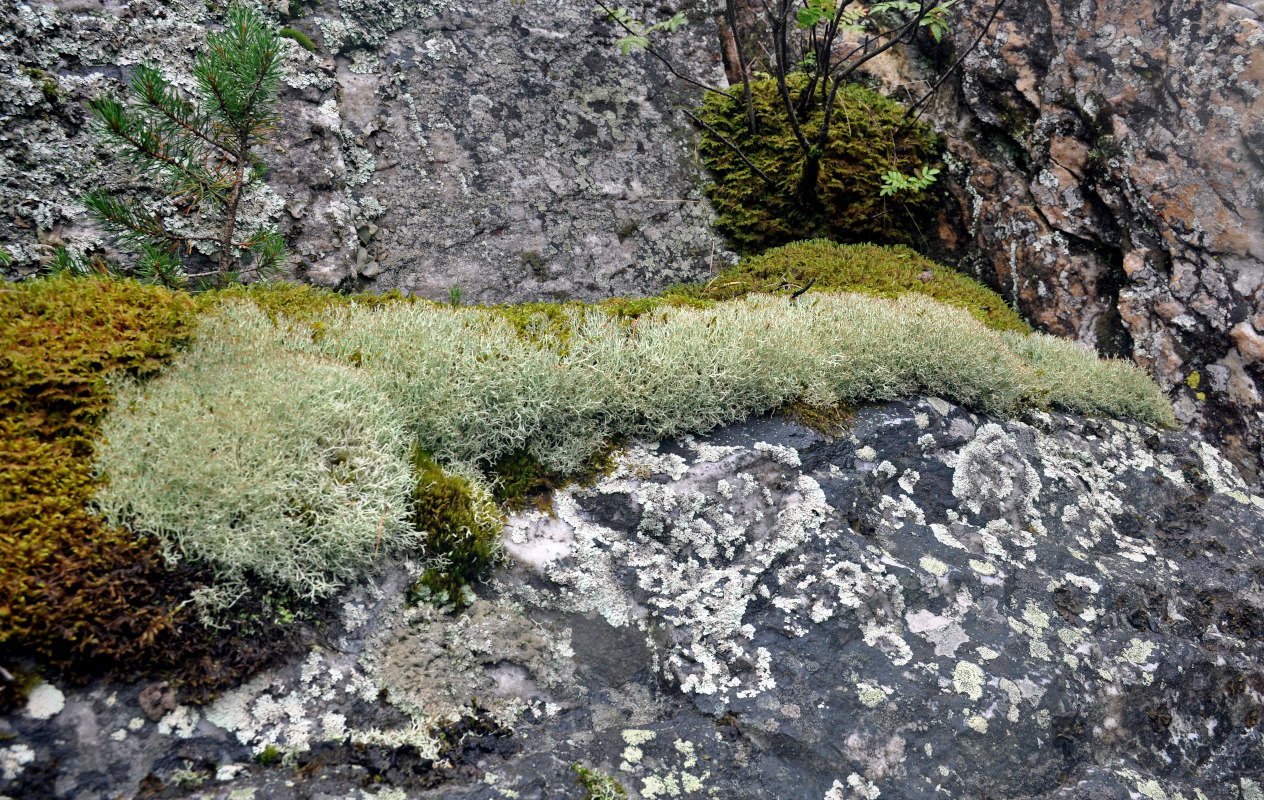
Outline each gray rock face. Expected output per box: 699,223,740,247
7,399,1264,799
0,0,732,301
922,2,1264,483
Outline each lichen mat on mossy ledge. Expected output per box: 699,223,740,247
1,245,1172,698
92,273,1177,604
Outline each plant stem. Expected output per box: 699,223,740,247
218,133,249,276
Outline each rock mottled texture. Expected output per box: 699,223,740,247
6,400,1263,799
925,1,1264,483
0,0,732,301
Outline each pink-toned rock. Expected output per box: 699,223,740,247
913,1,1264,483
1153,297,1184,322
1232,322,1264,364
1048,135,1091,177
1219,351,1263,407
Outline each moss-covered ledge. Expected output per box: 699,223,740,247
1,263,1173,699
94,281,1170,603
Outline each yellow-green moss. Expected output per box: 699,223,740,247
681,239,1031,334
697,77,941,253
572,763,628,800
0,277,195,685
197,281,418,324
257,744,283,765
492,301,589,353
493,295,714,355
278,27,317,52
409,450,503,609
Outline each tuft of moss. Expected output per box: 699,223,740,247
409,450,502,609
684,239,1031,334
197,281,416,325
0,277,194,689
490,448,557,510
697,76,940,253
493,300,588,353
257,744,282,765
485,294,710,357
520,250,547,278
572,763,627,800
278,27,317,52
780,399,855,439
490,440,623,511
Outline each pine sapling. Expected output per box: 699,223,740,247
83,4,286,285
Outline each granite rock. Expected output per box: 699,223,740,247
921,1,1264,484
0,0,734,301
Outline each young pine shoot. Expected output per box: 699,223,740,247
84,4,286,286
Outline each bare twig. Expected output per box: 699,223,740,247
723,0,759,133
374,512,384,559
594,2,739,101
681,108,779,190
790,277,817,301
898,0,1007,131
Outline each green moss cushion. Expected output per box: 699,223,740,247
697,77,940,252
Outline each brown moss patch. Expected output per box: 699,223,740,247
0,277,194,695
0,277,299,704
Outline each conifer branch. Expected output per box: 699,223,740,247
131,64,236,161
83,3,286,284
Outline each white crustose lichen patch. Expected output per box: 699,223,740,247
0,744,35,781
519,441,844,703
23,682,65,721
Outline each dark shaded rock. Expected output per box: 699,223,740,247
7,400,1263,799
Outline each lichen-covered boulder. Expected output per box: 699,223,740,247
496,399,1264,799
0,0,731,300
4,399,1263,799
